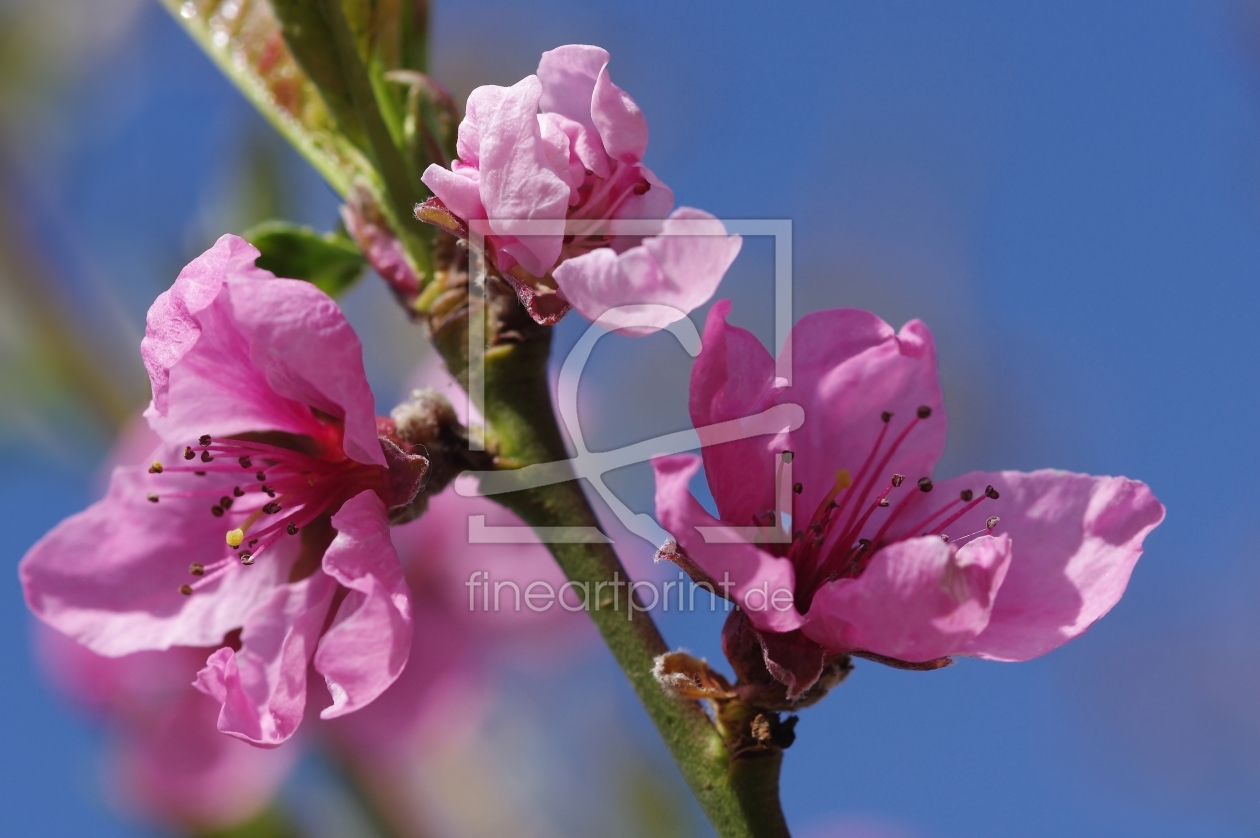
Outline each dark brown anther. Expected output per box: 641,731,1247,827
286,523,298,535
793,482,803,494
940,533,950,542
198,434,212,446
878,497,890,507
262,485,276,498
960,489,974,502
189,563,205,576
183,446,195,460
238,456,252,468
986,516,1000,529
178,584,194,596
146,494,159,503
232,486,244,497
881,411,893,423
857,538,872,551
239,552,254,565
200,450,213,463
916,405,932,419
255,471,266,482
148,462,163,474
891,474,905,487
219,496,233,510
632,179,651,195
194,471,206,477
211,505,224,517
917,477,933,492
248,539,258,547
985,485,1000,499
781,451,794,464
262,502,282,515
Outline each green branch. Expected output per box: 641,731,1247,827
437,324,791,838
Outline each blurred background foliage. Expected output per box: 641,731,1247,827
2,1,1260,837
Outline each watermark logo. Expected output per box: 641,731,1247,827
464,569,797,619
457,217,798,548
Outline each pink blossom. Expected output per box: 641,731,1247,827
35,626,296,831
325,483,586,764
325,360,591,763
653,301,1165,697
20,235,426,745
417,44,741,334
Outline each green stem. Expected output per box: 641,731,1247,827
317,0,435,285
195,807,306,838
459,332,791,838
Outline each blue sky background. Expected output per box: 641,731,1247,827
2,1,1259,836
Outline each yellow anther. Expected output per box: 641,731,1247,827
834,468,852,491
226,528,244,548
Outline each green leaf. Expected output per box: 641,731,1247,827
158,0,369,197
245,220,367,297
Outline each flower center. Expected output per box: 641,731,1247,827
558,160,653,263
146,433,390,596
777,407,1002,613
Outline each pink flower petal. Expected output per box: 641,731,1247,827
420,163,485,227
20,453,291,656
608,165,674,231
592,62,648,163
689,299,779,527
456,82,508,167
552,207,740,336
946,469,1166,661
782,311,945,526
194,572,337,747
36,628,296,831
314,491,411,719
652,454,803,633
323,603,483,763
537,44,617,176
474,75,570,276
142,234,382,466
803,534,1011,662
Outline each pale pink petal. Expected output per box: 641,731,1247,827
803,535,1011,662
592,62,648,162
537,112,589,199
537,44,615,175
536,111,581,196
653,454,802,633
475,75,570,276
20,455,291,656
782,312,945,531
455,83,509,166
142,234,383,466
420,162,485,224
944,470,1166,661
609,165,674,231
314,491,411,718
35,628,295,831
688,299,779,527
141,234,270,417
115,682,295,830
194,573,337,746
552,207,740,336
323,600,485,763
